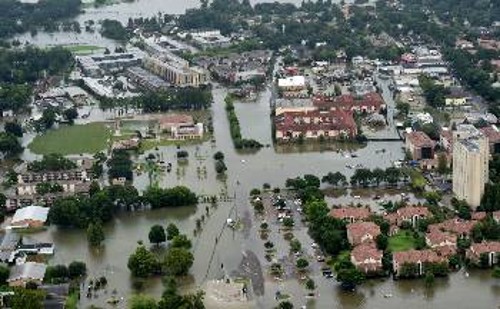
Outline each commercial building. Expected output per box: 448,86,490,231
405,131,435,160
188,30,232,50
7,262,47,287
274,107,357,141
158,114,204,140
10,206,49,229
126,66,169,91
76,49,145,77
453,125,489,208
143,52,208,87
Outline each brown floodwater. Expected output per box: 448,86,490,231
19,85,500,309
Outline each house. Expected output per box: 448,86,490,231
112,138,140,151
347,222,381,246
351,242,383,273
466,241,500,267
393,249,445,277
479,125,500,154
10,206,49,229
440,129,453,154
314,92,386,114
445,87,469,107
7,262,47,287
405,131,435,160
472,211,487,221
428,218,478,238
384,206,430,228
0,232,21,263
329,207,372,223
158,114,204,140
277,76,306,91
425,230,457,249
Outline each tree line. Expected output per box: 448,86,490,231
224,95,262,150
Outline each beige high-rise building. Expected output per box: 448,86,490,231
452,125,489,208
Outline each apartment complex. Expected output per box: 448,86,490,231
143,52,208,87
453,125,489,208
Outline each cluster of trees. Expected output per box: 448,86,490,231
0,132,23,158
0,47,73,113
321,167,407,188
480,156,500,212
128,236,194,277
130,276,205,309
0,0,81,39
100,88,212,112
418,75,449,109
143,186,198,209
213,151,227,174
224,95,262,150
28,153,76,172
108,149,133,181
44,261,87,284
101,19,129,41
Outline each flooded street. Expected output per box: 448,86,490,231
6,0,500,308
18,84,500,308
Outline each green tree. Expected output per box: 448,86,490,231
376,234,388,250
437,153,449,174
0,265,9,285
4,121,23,137
130,294,158,309
213,151,224,161
305,278,315,290
275,301,293,309
128,246,158,277
166,223,180,241
87,221,105,247
149,225,166,246
171,234,192,249
63,108,78,124
163,247,194,276
68,261,87,279
296,258,309,269
336,267,365,288
11,288,45,309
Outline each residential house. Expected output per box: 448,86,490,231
405,131,435,160
384,206,430,228
479,125,500,154
445,87,469,107
7,262,47,287
428,218,478,238
314,92,386,114
467,241,500,267
393,249,445,277
351,242,383,273
10,206,49,229
278,76,306,92
329,207,372,223
347,222,381,246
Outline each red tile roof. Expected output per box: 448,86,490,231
347,222,381,245
385,206,430,226
406,131,435,147
351,242,383,273
329,207,372,221
313,92,385,112
426,230,457,248
428,218,478,236
434,245,457,258
479,126,500,144
275,108,357,137
472,212,487,221
468,241,500,258
393,249,444,267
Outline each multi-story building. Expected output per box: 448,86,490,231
405,131,435,160
143,52,208,87
453,125,489,208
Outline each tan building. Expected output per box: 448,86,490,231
7,262,46,287
405,131,435,160
452,125,489,208
143,54,208,87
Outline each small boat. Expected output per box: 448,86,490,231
383,293,393,298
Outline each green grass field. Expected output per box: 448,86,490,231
29,123,112,155
62,45,103,55
388,231,417,252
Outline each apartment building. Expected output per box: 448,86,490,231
452,125,489,208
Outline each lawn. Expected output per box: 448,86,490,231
29,123,112,155
388,231,417,252
62,44,103,55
